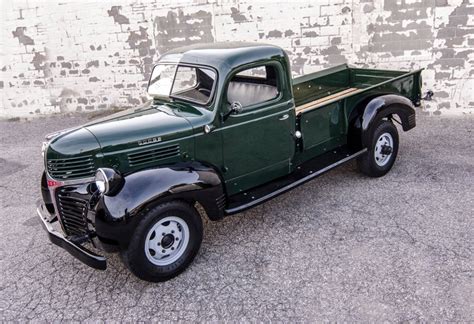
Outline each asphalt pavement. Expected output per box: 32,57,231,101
0,113,472,321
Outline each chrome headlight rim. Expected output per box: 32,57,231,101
95,169,109,194
94,168,124,196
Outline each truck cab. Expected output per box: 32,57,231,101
147,43,296,196
38,42,422,282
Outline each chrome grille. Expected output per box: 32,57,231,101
47,155,95,180
128,144,180,167
57,193,89,236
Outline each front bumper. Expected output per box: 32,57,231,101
36,200,107,270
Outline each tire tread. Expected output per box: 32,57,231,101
357,120,399,177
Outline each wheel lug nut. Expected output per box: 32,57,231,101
157,243,160,246
162,233,165,236
162,249,165,253
171,230,175,234
171,247,175,250
175,237,179,241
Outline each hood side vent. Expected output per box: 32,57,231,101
47,155,95,180
127,144,180,167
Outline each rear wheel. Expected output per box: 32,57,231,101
122,201,203,282
358,120,399,177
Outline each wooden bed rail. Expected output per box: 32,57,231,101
295,88,359,115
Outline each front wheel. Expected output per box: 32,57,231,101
122,201,203,282
358,120,399,177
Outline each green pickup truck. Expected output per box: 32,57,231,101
38,42,423,282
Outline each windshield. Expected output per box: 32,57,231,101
148,64,217,105
147,64,176,97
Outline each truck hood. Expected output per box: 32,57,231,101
84,103,194,153
45,102,202,179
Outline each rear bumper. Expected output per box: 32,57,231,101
36,200,107,270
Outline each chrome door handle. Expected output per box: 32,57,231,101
279,114,289,121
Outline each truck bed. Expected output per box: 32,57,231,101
293,64,421,115
290,63,422,165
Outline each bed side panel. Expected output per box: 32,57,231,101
298,101,346,160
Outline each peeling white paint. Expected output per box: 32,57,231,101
0,0,472,118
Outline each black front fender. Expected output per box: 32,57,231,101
360,94,416,147
94,162,225,247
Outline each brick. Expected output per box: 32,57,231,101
319,26,339,36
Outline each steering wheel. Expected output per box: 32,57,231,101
198,88,211,96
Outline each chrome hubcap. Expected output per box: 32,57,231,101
144,216,190,266
374,132,393,167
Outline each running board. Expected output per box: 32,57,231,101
225,147,367,215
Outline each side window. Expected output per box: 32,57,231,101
227,64,280,108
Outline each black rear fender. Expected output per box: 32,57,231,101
348,94,416,148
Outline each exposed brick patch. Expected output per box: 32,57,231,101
153,9,214,53
107,6,130,25
230,7,248,23
32,52,47,71
12,27,34,46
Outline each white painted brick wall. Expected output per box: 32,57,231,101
0,0,473,118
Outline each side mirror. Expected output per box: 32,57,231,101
222,101,243,121
422,90,434,101
230,101,243,114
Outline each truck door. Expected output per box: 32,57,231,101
220,63,295,195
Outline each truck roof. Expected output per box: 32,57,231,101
158,42,287,71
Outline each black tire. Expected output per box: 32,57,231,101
121,201,203,282
358,120,399,177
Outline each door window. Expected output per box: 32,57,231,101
227,65,280,109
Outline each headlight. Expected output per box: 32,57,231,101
95,168,124,196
